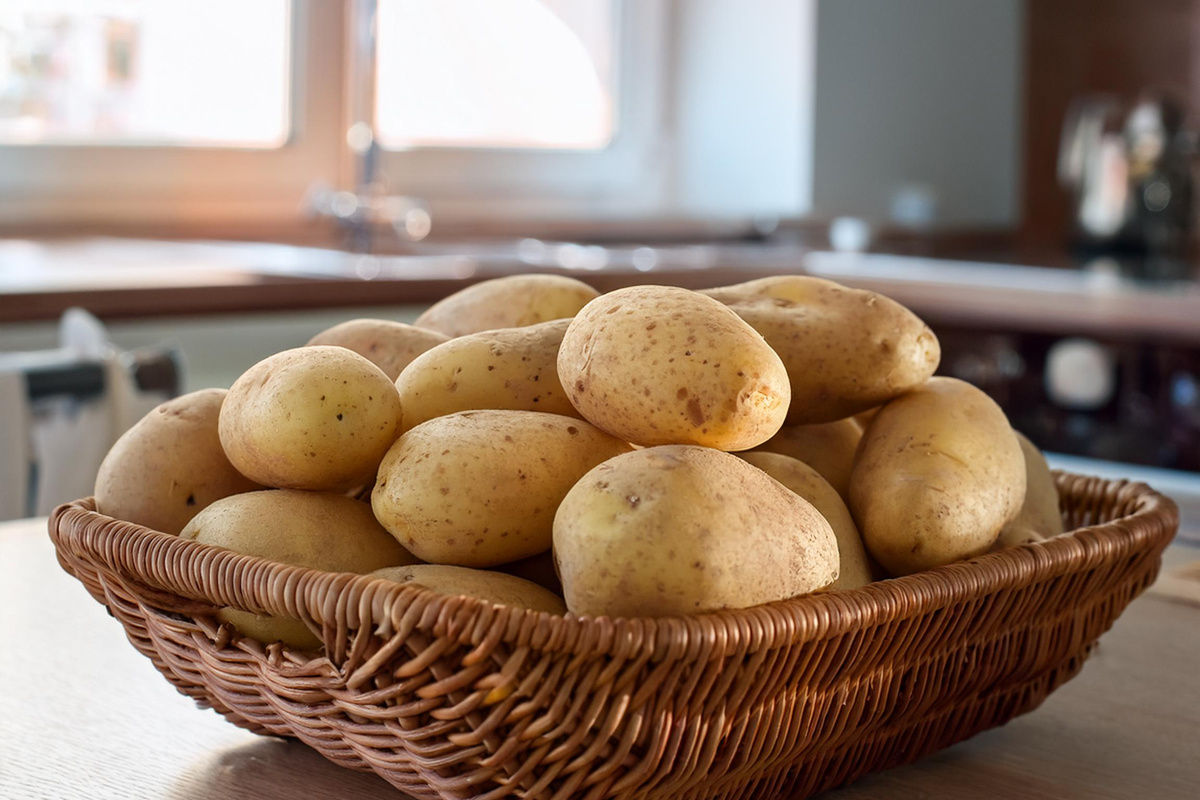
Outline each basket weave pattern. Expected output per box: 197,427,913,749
49,473,1177,800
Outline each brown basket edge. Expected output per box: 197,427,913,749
47,471,1179,667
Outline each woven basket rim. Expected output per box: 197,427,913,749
48,471,1178,668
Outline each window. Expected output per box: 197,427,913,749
372,0,672,221
0,0,291,147
0,0,671,229
375,0,615,150
1,0,812,231
0,1,341,227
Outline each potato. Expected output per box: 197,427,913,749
181,489,419,649
415,274,599,338
219,346,402,491
372,410,632,567
212,612,319,651
993,432,1063,550
854,406,881,429
558,286,790,451
553,445,838,617
397,319,580,430
95,389,262,535
702,276,940,424
495,550,563,597
849,377,1026,576
740,451,873,590
752,417,862,500
306,319,449,381
371,564,566,614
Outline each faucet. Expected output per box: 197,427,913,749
304,0,431,253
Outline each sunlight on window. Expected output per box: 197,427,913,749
375,0,615,150
0,0,290,147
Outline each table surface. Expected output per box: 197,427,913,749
2,517,1198,800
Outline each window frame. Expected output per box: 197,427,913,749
0,0,673,231
366,0,674,223
0,0,345,228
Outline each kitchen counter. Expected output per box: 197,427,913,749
3,238,1200,343
1,515,1197,799
0,238,785,324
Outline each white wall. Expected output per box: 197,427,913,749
673,0,817,217
670,0,1024,226
810,0,1024,227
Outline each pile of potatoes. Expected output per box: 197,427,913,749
94,272,1064,649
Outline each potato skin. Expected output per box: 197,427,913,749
372,410,632,568
993,432,1063,550
702,276,940,424
371,564,566,614
853,406,881,429
95,389,262,535
219,347,402,491
553,445,839,617
752,417,862,500
181,489,417,571
849,377,1026,576
397,319,580,430
415,274,599,338
740,451,873,590
181,489,419,648
558,286,791,451
214,611,320,650
306,319,449,381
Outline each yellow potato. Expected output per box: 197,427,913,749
95,389,262,535
854,406,881,429
558,286,790,451
849,377,1026,576
181,489,418,649
702,276,940,424
415,274,599,338
219,346,402,491
306,319,449,381
993,432,1063,550
740,451,873,590
216,612,320,652
371,564,566,614
396,319,580,430
752,417,862,500
372,410,632,567
553,445,838,617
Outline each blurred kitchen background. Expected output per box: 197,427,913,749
1,0,1198,536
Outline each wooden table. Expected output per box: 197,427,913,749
2,517,1197,799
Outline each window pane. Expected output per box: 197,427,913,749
0,0,291,147
375,0,615,150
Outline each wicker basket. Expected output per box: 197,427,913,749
49,472,1177,800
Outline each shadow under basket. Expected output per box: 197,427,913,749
49,473,1178,800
